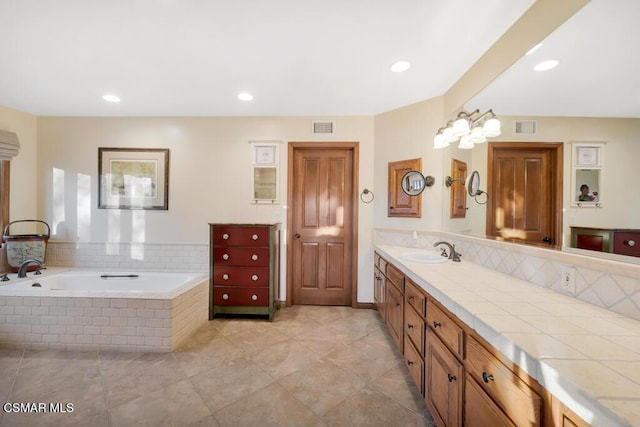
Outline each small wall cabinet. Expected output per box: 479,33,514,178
209,223,280,321
571,142,604,207
388,158,422,217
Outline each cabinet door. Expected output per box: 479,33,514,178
374,266,385,317
388,158,422,217
465,374,516,427
426,332,463,427
385,281,404,352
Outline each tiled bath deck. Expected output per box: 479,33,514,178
0,306,434,427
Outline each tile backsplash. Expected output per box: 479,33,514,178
374,229,640,321
45,241,209,272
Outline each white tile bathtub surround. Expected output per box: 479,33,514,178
45,241,209,272
375,244,640,427
373,229,640,321
0,280,209,352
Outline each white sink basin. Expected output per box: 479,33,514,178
400,251,447,264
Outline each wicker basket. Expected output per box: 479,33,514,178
2,220,50,272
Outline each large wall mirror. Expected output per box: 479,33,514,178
441,0,640,265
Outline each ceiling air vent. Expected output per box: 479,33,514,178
514,120,537,135
312,121,335,135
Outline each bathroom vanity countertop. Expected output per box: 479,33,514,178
376,244,640,427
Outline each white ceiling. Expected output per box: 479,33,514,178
467,0,640,118
0,0,535,117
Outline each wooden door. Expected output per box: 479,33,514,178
287,142,358,306
487,143,562,246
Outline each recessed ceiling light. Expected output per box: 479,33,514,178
390,61,411,73
526,42,543,55
237,92,253,101
534,60,559,71
102,94,121,103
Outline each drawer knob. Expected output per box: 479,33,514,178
625,239,636,247
432,321,441,329
222,274,229,280
448,374,457,383
222,254,230,260
251,254,259,261
408,296,415,301
252,234,259,240
222,233,229,240
252,274,258,281
222,293,229,300
407,323,414,329
482,372,494,383
251,294,258,301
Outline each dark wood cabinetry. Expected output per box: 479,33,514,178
209,223,280,321
571,226,640,257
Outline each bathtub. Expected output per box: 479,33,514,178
0,269,209,352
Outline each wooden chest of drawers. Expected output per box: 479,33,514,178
209,223,280,321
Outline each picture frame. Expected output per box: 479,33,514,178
575,145,601,167
255,145,277,165
98,147,169,210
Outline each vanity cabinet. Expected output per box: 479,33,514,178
373,251,588,427
404,278,426,394
209,223,280,321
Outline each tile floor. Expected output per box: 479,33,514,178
0,306,435,426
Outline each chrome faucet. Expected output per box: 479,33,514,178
17,259,43,278
433,241,462,262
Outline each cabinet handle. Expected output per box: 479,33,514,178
407,360,414,366
432,321,441,328
482,372,494,383
222,233,229,240
251,294,258,301
252,274,258,281
222,293,229,300
252,234,259,240
222,253,230,260
625,239,636,247
396,303,401,308
408,296,415,301
251,254,259,261
448,374,456,382
222,274,229,280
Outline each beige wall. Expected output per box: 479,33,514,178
373,97,445,232
36,115,376,301
0,105,39,222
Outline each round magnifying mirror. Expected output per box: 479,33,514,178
467,170,481,197
401,171,426,196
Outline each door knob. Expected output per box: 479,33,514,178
294,233,301,239
542,236,552,243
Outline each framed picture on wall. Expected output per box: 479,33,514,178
98,147,170,210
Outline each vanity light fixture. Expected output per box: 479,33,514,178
433,109,501,149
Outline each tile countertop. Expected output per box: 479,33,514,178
375,244,640,427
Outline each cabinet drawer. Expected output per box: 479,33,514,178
405,278,426,317
613,232,640,256
466,335,541,427
213,226,270,247
213,266,270,286
404,336,424,395
213,247,270,266
405,304,425,356
427,299,464,359
213,286,269,306
464,373,516,427
385,263,404,292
